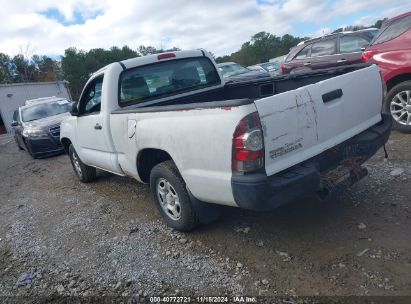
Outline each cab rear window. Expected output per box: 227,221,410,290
119,57,221,106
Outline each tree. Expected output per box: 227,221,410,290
0,53,13,84
138,45,181,56
216,32,305,66
32,55,60,82
374,18,388,29
215,55,231,63
61,45,141,100
61,48,88,100
138,45,159,56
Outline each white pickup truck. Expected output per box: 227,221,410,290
60,50,391,231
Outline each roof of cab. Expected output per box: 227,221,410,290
119,49,207,70
88,49,209,79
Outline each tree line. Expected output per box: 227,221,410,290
0,53,61,84
0,18,385,100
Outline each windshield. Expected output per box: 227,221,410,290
218,64,250,77
370,16,411,45
260,63,280,72
21,100,71,122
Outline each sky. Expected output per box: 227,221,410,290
0,0,409,58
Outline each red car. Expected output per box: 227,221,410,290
362,11,411,132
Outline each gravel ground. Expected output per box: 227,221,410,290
0,131,410,303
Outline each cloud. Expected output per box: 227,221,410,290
0,0,409,57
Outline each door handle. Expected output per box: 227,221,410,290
337,59,347,63
303,62,311,66
94,123,102,130
322,89,343,103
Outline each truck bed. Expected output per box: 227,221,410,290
113,64,372,113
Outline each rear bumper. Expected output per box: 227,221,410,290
231,113,392,211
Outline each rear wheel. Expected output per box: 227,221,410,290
384,81,411,133
150,161,199,231
69,144,96,182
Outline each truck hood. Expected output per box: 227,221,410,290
23,112,71,128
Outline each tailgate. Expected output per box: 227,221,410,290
255,65,383,176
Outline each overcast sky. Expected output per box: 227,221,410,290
0,0,409,58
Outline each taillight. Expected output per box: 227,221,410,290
361,50,377,62
281,63,286,74
232,112,264,173
157,53,176,60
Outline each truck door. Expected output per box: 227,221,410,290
76,75,119,172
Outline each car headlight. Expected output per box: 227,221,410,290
23,127,48,138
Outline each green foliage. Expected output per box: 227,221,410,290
61,46,140,98
216,32,306,66
0,52,59,84
215,55,231,64
0,53,13,84
374,18,387,29
61,45,181,99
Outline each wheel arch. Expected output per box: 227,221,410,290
61,137,72,154
386,73,411,92
137,148,173,183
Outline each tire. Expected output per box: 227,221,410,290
15,137,24,151
69,144,97,182
25,142,37,159
384,81,411,133
150,161,199,231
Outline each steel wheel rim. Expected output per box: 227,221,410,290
390,90,411,126
72,153,82,176
156,178,181,221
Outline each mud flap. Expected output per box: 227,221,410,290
187,189,222,224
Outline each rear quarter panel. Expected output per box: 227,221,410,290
110,104,256,206
370,30,411,83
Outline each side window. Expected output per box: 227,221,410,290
339,35,369,53
311,39,336,57
13,110,19,122
372,15,411,45
119,57,221,106
80,76,104,115
295,45,310,59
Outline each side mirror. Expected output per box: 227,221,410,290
70,102,79,116
11,121,18,127
360,47,366,52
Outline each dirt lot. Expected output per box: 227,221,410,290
0,131,410,302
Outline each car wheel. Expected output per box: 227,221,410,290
69,144,97,182
15,137,24,150
25,142,37,159
150,161,199,231
384,81,411,133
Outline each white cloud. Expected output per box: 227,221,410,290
0,0,409,57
